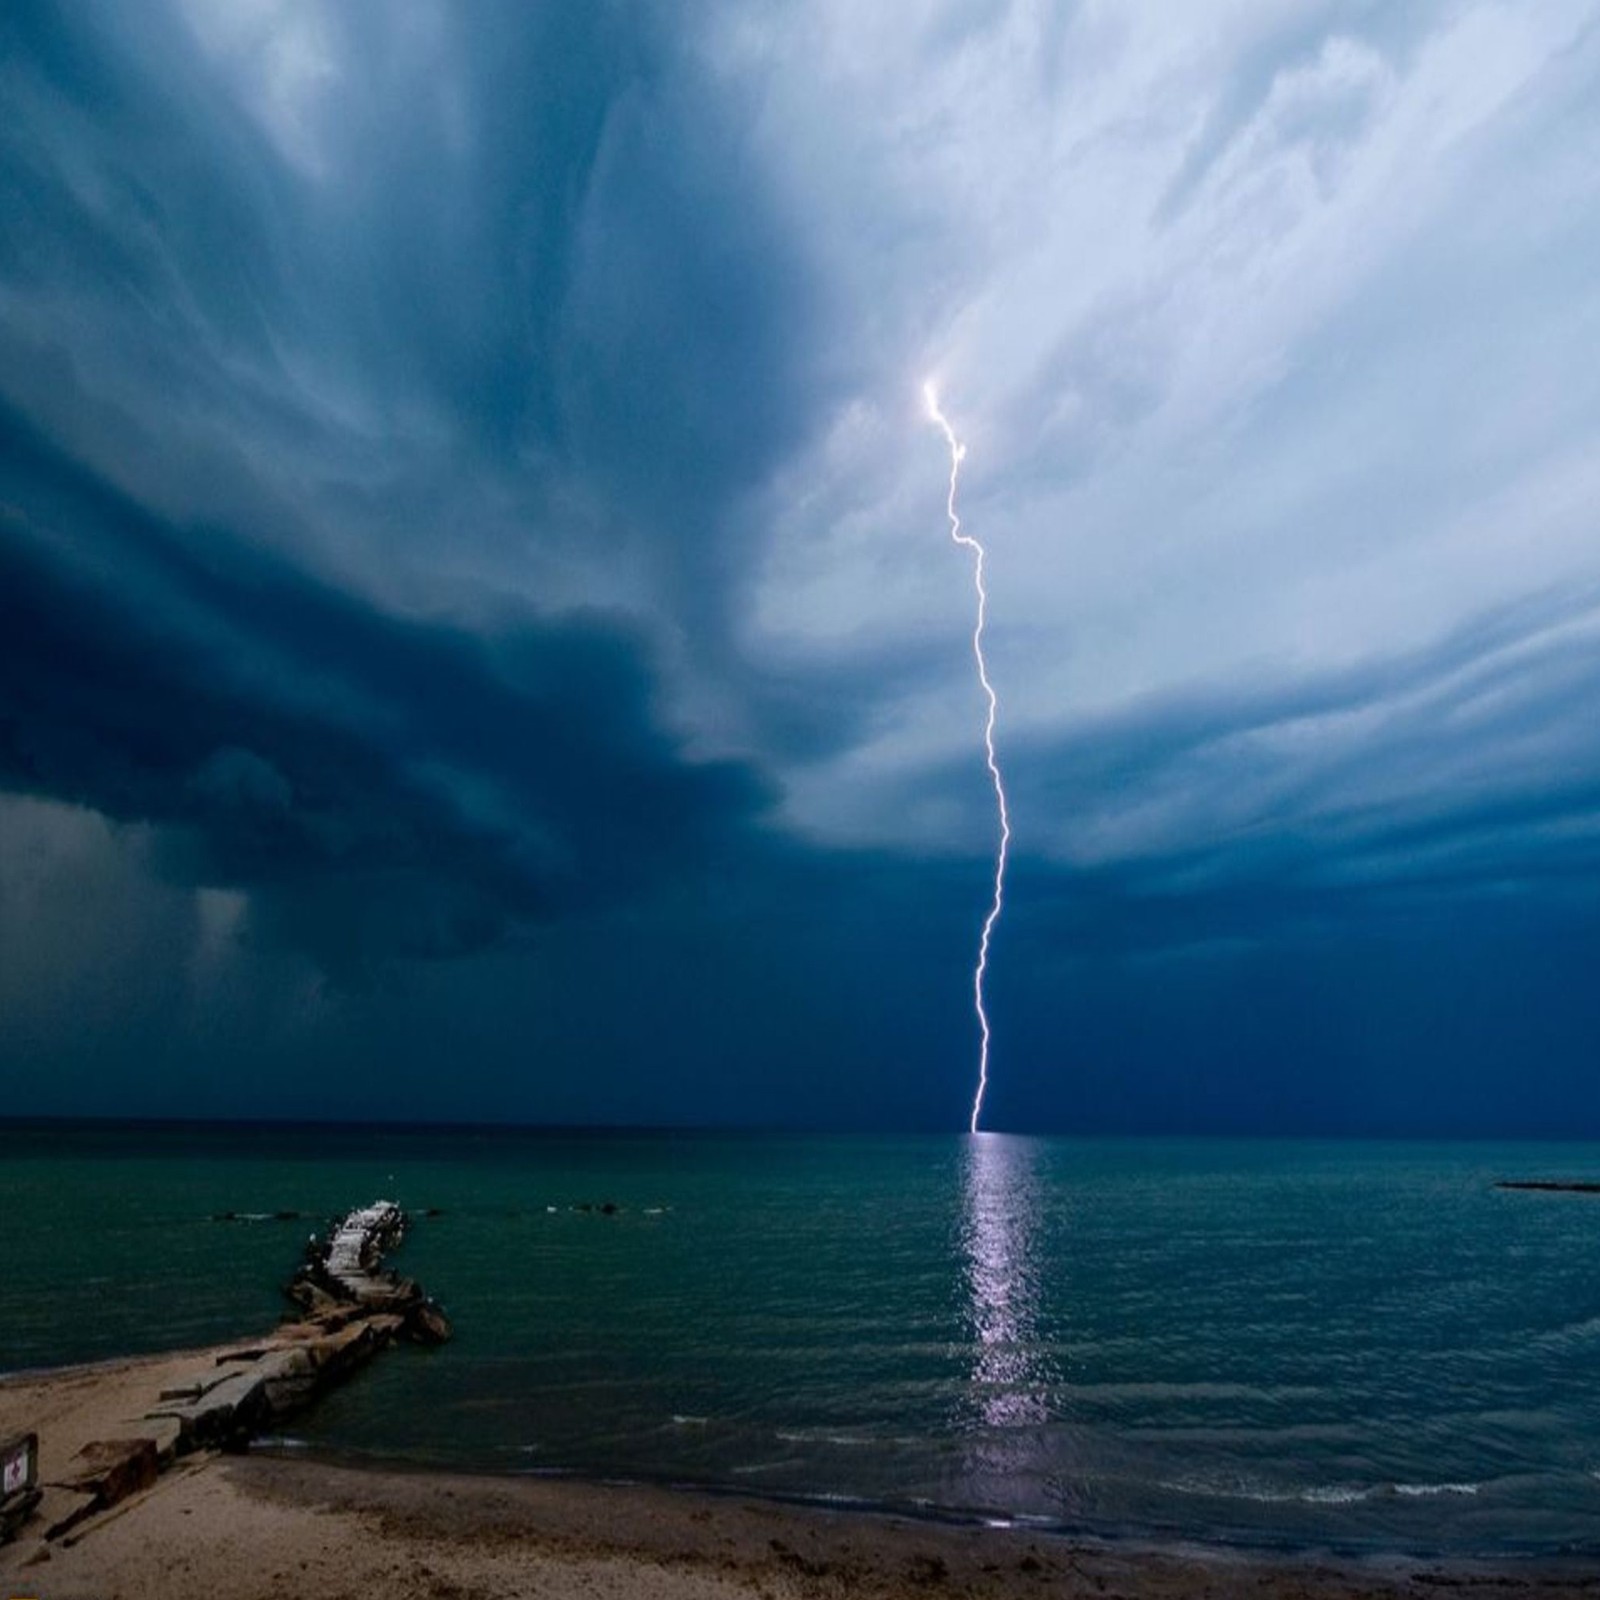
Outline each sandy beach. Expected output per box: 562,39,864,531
4,1348,1598,1600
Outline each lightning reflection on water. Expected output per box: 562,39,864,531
960,1133,1051,1432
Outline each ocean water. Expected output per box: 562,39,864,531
4,1124,1600,1556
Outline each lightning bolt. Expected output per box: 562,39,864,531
925,383,1011,1134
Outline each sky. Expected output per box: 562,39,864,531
2,0,1599,1133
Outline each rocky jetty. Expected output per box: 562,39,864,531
3,1201,450,1547
286,1199,453,1342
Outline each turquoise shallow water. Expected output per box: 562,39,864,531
5,1124,1600,1556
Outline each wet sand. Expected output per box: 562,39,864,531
4,1351,1597,1599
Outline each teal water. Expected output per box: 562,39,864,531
4,1124,1600,1556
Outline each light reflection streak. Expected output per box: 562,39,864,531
960,1133,1051,1431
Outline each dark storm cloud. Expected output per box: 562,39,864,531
0,406,769,975
0,0,824,619
3,0,1599,1131
0,0,816,981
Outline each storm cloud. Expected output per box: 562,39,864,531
0,402,770,976
2,1,1599,1129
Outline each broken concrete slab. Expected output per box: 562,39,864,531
96,1415,183,1468
53,1436,160,1507
301,1320,376,1376
253,1347,317,1417
146,1368,268,1449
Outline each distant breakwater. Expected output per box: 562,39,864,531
1495,1180,1600,1194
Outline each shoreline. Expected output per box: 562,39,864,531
14,1448,1600,1600
6,1351,1600,1598
246,1437,1579,1569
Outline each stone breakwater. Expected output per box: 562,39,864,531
287,1200,453,1341
3,1200,450,1547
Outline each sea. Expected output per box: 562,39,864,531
5,1122,1600,1558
